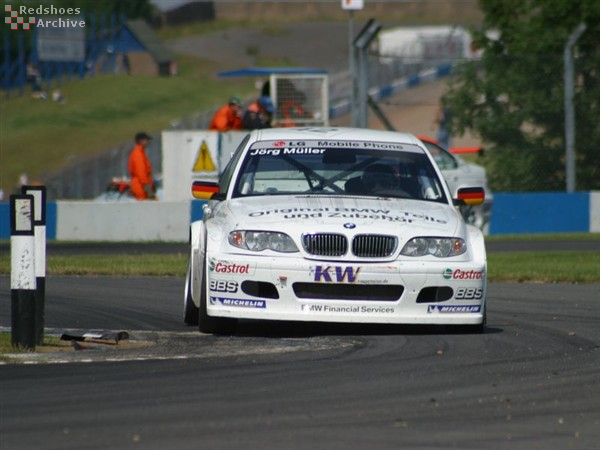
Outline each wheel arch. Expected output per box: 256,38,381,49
189,220,207,307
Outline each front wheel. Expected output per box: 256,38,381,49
183,263,199,326
198,257,238,335
450,303,486,334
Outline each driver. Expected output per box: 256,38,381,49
361,163,398,192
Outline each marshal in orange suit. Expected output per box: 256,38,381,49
128,132,156,200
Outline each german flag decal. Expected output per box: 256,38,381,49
192,181,220,199
456,187,485,206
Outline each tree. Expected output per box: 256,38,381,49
443,0,600,192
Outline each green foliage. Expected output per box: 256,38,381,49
443,0,600,192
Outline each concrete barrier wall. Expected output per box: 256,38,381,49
1,193,599,241
54,201,195,242
591,192,600,233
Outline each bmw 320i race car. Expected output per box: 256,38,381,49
185,127,487,334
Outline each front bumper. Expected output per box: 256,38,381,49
205,253,486,325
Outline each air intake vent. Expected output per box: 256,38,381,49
352,234,397,257
416,286,454,303
302,233,348,256
293,283,404,301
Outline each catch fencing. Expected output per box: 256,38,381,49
1,12,129,97
40,26,468,199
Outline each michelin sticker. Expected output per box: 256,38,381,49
210,297,266,309
427,305,481,314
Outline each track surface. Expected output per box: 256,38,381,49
1,271,599,449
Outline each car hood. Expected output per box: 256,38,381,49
216,195,461,236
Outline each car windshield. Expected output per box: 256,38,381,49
232,140,448,203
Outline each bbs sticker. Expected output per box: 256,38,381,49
210,280,238,293
455,287,483,300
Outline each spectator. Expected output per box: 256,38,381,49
279,91,310,127
433,101,452,148
26,63,46,99
52,89,65,103
128,132,156,200
242,96,273,130
209,96,244,131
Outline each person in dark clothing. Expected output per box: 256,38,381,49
433,102,452,148
26,63,45,99
242,96,274,130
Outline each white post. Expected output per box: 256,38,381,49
10,195,37,349
22,185,47,345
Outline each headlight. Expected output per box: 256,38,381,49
400,237,466,257
228,231,299,253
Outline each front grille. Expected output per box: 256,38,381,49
293,283,404,301
303,233,348,256
352,234,397,258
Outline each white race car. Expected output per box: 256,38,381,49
185,127,487,334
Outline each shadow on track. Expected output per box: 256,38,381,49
228,320,503,338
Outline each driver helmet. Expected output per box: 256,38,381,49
361,163,397,191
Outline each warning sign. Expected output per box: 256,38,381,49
193,140,217,171
162,130,247,201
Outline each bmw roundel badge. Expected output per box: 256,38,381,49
343,223,356,229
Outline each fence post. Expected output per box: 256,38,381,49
10,194,37,350
564,23,586,193
21,186,47,345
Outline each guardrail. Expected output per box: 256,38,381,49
1,192,599,241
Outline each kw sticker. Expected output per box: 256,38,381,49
312,265,361,283
193,140,217,171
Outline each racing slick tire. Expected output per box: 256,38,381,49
198,256,238,335
183,264,199,326
451,303,486,334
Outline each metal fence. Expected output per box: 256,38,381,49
40,27,464,200
1,12,127,96
44,137,162,200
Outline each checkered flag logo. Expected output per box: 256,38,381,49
4,5,36,30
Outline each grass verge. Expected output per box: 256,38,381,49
0,333,63,362
0,253,185,277
1,249,599,282
488,251,600,283
1,53,256,195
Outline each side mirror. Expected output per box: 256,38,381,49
454,187,485,206
192,181,221,200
